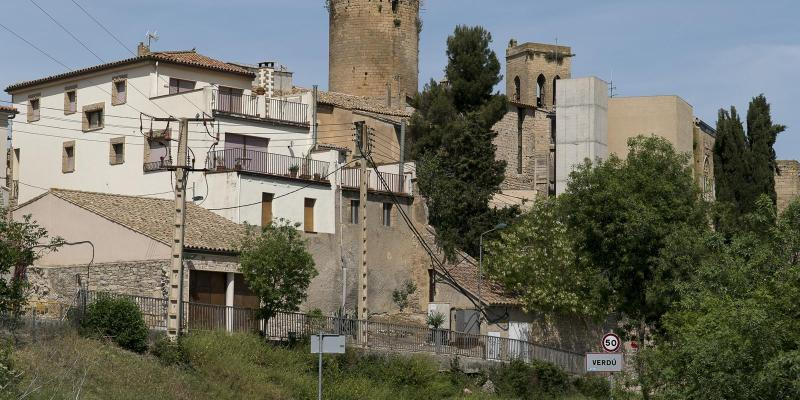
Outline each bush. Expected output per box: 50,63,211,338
80,295,148,353
151,335,189,367
574,374,611,398
491,358,570,399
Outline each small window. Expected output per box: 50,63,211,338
304,198,316,233
144,138,169,170
112,77,127,105
62,141,75,173
82,103,104,131
513,76,521,101
28,97,40,122
536,74,546,107
169,78,196,95
350,200,360,224
382,203,392,227
261,193,273,227
109,137,125,165
64,89,77,114
552,76,560,105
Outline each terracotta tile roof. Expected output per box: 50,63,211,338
0,105,18,114
292,87,412,119
50,189,245,253
441,252,521,307
6,50,254,92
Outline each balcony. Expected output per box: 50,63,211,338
341,168,412,195
206,148,330,182
211,89,309,127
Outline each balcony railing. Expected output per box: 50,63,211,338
207,148,330,182
143,157,173,172
341,168,412,195
211,89,309,126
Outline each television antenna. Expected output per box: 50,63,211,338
145,30,159,47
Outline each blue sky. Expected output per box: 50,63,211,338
1,0,797,159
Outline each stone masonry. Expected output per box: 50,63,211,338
328,0,420,101
505,41,572,109
776,160,800,212
492,105,552,196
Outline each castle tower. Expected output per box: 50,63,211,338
505,41,573,108
328,0,420,102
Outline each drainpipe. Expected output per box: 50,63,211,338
312,85,318,150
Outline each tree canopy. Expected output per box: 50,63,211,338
411,25,516,258
239,221,317,321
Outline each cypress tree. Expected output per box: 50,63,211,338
746,94,785,204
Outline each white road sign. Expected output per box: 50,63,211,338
601,332,621,352
586,352,623,372
311,334,346,354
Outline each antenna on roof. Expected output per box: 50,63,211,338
145,30,159,47
609,69,617,98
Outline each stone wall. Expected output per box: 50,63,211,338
26,260,169,305
506,42,572,109
492,105,552,196
693,125,716,201
776,160,800,212
328,0,420,100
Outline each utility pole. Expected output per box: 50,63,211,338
398,119,406,189
167,117,189,339
312,85,319,149
354,121,369,322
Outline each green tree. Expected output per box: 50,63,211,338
713,107,749,209
411,25,516,257
746,94,785,204
239,220,317,321
643,197,800,400
559,136,708,329
0,209,63,315
484,198,607,317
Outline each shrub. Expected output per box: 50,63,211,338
574,374,611,398
491,358,570,399
80,295,148,353
151,335,189,367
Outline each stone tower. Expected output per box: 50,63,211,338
505,41,573,108
328,0,420,102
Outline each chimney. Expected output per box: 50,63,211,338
137,42,150,56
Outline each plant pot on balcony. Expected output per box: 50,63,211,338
313,173,322,181
216,165,226,172
234,163,242,171
289,165,300,178
300,174,312,180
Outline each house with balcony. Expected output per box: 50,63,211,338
1,105,18,207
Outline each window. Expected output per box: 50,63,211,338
513,76,521,101
350,200,360,224
82,102,104,131
27,97,40,122
552,76,560,105
304,198,316,233
64,87,77,114
261,193,273,226
169,78,196,95
144,138,169,170
382,203,392,227
112,76,127,105
62,141,75,173
217,86,244,113
109,137,125,165
517,109,524,174
536,74,546,107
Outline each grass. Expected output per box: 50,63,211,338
6,332,600,399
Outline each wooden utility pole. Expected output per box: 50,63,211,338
354,121,369,320
167,118,189,339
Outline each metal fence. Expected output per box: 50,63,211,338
265,98,309,125
0,310,72,344
74,291,585,374
80,291,168,330
340,168,411,195
206,148,330,181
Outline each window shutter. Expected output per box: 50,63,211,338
261,193,273,227
169,78,178,95
304,198,315,232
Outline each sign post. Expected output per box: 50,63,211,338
586,332,624,373
601,332,621,353
311,332,346,400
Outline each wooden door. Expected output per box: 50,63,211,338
189,271,227,330
304,198,315,232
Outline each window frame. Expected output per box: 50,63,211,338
261,193,274,227
27,95,41,122
109,137,125,165
350,199,360,224
64,86,77,115
82,102,104,132
304,198,316,233
112,75,127,105
62,141,75,173
382,203,392,227
169,78,197,95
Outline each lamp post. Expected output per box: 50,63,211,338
478,223,507,321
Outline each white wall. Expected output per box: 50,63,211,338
555,77,609,195
0,114,9,197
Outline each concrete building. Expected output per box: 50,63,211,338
1,105,17,207
328,0,420,103
776,160,800,212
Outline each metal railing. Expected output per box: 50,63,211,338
341,169,411,195
143,158,173,172
80,290,168,329
72,291,585,374
212,88,260,118
265,98,308,125
206,148,330,181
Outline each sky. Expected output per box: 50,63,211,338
1,0,797,159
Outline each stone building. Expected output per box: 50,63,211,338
1,105,17,207
327,0,420,104
776,160,800,212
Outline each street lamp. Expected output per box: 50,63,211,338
478,223,507,319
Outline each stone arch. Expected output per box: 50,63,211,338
536,74,546,107
513,76,521,101
552,75,561,105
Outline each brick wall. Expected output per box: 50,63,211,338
776,160,800,212
328,0,420,100
492,105,553,196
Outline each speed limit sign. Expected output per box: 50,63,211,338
601,333,621,352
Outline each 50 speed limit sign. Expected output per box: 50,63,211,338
601,333,621,352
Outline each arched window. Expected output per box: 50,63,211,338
552,75,561,105
536,74,546,107
513,76,521,101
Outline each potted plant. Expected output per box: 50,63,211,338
427,311,447,347
289,164,300,178
313,172,322,181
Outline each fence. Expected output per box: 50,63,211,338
74,291,585,374
79,291,168,330
265,98,309,125
210,89,309,126
206,149,330,181
340,168,412,195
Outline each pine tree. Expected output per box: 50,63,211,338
411,25,516,257
746,94,786,204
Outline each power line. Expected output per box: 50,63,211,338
69,0,134,55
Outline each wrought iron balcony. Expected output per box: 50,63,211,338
210,89,309,127
206,148,330,182
340,168,412,195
